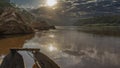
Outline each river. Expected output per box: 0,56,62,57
0,26,120,68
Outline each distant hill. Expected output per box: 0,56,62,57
74,15,120,26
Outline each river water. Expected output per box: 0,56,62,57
0,26,120,68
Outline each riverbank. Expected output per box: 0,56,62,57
78,26,120,36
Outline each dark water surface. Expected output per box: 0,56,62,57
0,26,120,68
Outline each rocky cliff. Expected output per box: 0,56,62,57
0,7,34,34
31,20,55,30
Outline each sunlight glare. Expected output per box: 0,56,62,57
46,0,57,7
48,44,57,51
48,34,55,38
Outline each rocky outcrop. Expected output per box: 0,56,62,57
0,7,34,34
31,20,55,30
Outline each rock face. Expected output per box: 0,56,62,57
31,20,55,30
0,7,34,34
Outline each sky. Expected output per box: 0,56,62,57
10,0,44,8
10,0,120,18
10,0,98,8
10,0,119,8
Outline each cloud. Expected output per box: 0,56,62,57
10,0,44,8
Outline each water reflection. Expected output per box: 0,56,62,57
0,55,5,64
23,28,120,68
48,34,55,38
0,26,120,68
48,44,58,52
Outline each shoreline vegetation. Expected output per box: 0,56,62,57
74,15,120,26
74,15,120,36
78,26,120,36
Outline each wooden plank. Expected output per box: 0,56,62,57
10,48,40,51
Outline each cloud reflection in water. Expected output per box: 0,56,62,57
23,29,120,68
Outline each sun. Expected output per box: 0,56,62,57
46,0,57,7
